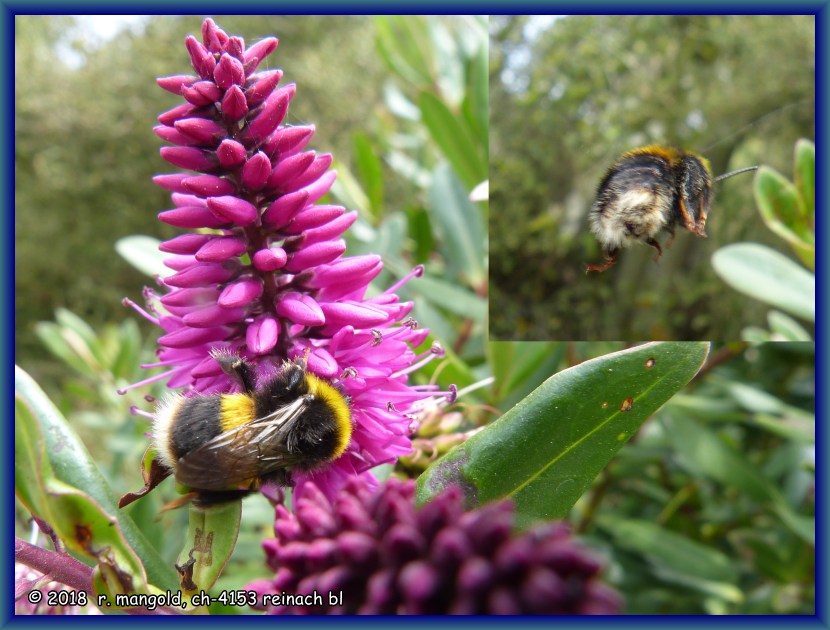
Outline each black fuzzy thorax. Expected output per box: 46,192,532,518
255,364,344,470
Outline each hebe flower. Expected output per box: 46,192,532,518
124,18,446,498
248,478,623,614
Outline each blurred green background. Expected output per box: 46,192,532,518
489,15,814,341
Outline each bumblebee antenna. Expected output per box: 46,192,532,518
713,165,758,183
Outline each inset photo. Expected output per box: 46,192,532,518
489,15,815,341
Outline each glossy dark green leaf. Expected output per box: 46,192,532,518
416,342,710,526
15,366,179,593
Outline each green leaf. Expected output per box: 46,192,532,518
177,501,242,598
34,321,97,381
330,160,371,222
767,310,813,342
352,132,384,220
663,414,814,544
408,274,486,322
711,243,814,322
793,138,815,220
419,91,485,189
487,341,566,409
753,166,814,267
416,342,710,526
374,16,434,87
599,517,743,603
462,37,489,152
115,235,168,279
755,167,809,236
428,165,485,286
15,366,179,593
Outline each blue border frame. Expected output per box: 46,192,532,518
7,4,826,626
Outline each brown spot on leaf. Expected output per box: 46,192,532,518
645,357,656,369
620,397,634,412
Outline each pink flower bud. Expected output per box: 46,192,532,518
175,117,224,143
244,84,295,144
214,53,245,89
157,74,197,95
276,292,325,326
160,146,217,172
182,175,236,197
206,195,259,225
216,139,247,168
252,247,287,271
245,69,284,107
218,278,263,308
243,37,279,74
185,35,216,79
247,315,279,354
241,151,272,191
285,240,346,272
182,80,222,106
196,236,247,262
222,85,249,122
261,190,309,229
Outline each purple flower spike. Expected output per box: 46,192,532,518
128,19,441,501
247,478,623,615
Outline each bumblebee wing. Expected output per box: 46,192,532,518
173,397,310,490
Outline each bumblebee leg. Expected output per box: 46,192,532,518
210,349,257,392
586,249,619,273
664,225,676,249
677,196,700,234
645,237,663,262
694,200,708,237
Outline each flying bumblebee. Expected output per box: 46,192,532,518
121,350,353,508
586,145,758,272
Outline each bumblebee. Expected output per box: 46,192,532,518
586,145,758,272
146,351,352,507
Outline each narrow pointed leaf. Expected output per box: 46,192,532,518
419,91,485,188
416,342,710,526
599,517,743,602
429,165,485,286
663,414,814,545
